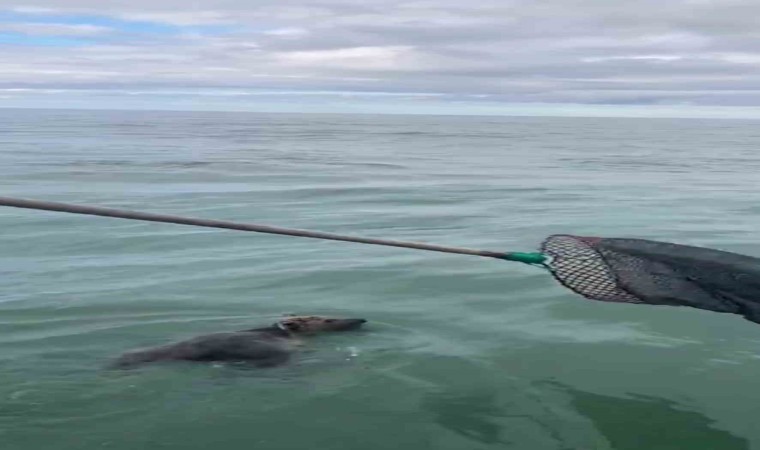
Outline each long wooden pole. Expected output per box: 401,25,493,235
0,196,512,259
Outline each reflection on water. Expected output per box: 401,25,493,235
422,390,511,446
546,381,749,450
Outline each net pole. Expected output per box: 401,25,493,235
0,196,546,264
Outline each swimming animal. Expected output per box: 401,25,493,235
111,315,367,369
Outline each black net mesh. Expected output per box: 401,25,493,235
540,235,643,304
541,234,760,324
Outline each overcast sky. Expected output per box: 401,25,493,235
2,0,760,117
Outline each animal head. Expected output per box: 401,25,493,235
275,315,366,334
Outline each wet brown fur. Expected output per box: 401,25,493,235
111,315,366,369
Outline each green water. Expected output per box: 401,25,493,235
2,109,760,449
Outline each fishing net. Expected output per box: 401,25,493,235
541,235,760,324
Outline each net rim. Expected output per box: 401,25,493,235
540,234,643,303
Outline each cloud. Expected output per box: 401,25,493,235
9,6,58,14
273,46,417,70
0,22,109,35
262,27,308,37
116,11,232,26
2,0,760,112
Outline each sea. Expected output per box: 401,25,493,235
2,108,760,450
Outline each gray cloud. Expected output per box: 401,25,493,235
2,0,760,108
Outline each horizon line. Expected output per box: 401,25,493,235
3,105,760,121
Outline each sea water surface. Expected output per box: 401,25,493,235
2,109,760,449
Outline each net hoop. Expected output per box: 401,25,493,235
540,235,642,303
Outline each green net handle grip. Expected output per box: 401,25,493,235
499,252,550,266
